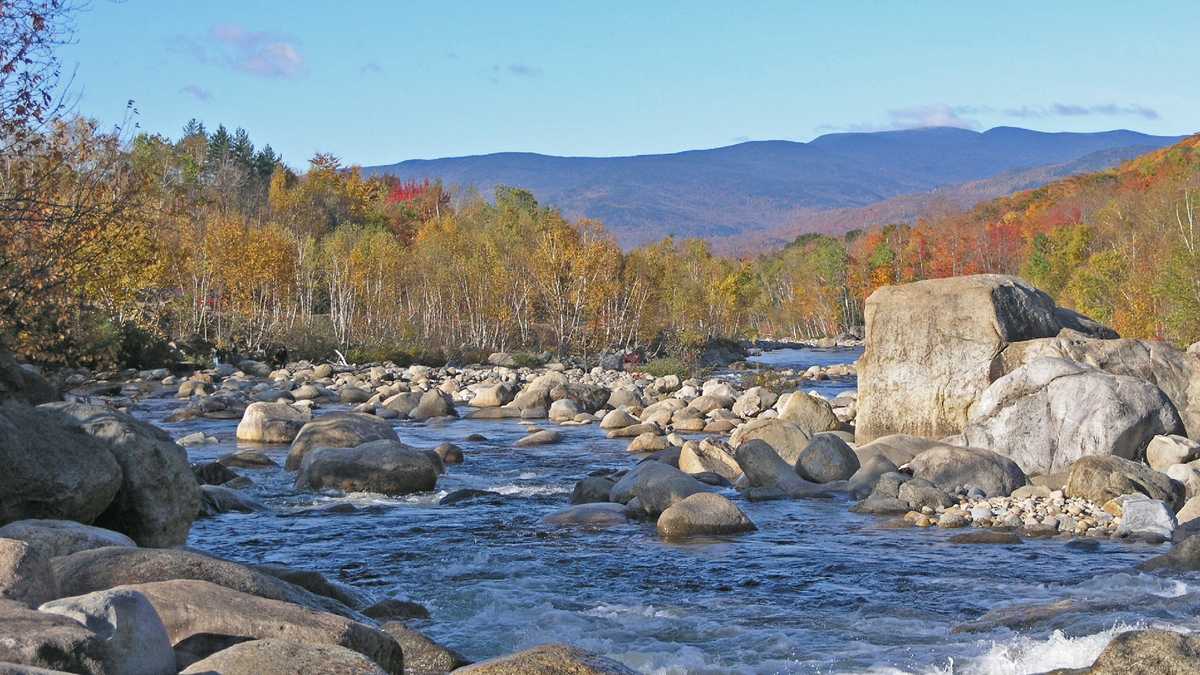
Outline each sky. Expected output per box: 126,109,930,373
63,1,1199,168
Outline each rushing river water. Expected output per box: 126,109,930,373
131,349,1200,674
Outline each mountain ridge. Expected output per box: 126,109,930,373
360,127,1187,249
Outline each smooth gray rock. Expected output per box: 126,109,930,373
296,440,439,496
39,589,175,675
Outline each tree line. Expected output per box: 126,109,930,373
3,2,1199,369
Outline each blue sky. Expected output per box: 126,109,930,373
64,1,1198,168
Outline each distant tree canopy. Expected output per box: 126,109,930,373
3,2,1199,366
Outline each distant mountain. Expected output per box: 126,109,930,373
715,144,1166,254
360,127,1185,249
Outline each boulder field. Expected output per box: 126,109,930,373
2,272,1199,672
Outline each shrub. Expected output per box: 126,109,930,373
638,357,691,378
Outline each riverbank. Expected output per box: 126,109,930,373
3,273,1200,673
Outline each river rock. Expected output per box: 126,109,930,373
515,429,561,447
471,383,514,408
848,455,899,499
297,440,439,496
543,503,629,528
0,353,57,405
627,432,668,454
795,433,859,483
51,547,364,621
120,580,402,674
907,444,1027,497
0,539,56,607
180,638,387,675
571,476,616,504
1065,455,1184,512
599,409,638,430
236,402,310,443
434,442,464,464
548,398,580,422
608,461,711,516
1078,629,1200,674
0,599,108,673
193,458,240,484
678,438,742,483
38,589,175,675
730,418,811,465
1140,534,1200,572
453,644,635,674
38,402,200,548
961,358,1183,475
778,392,840,436
732,386,777,419
410,389,457,420
219,450,278,469
656,493,755,539
252,564,371,612
1147,434,1200,470
855,274,1114,443
198,485,267,516
381,623,470,675
897,478,955,511
0,520,134,560
734,439,825,496
1114,496,1177,542
286,413,400,470
854,434,942,467
363,598,429,622
0,402,122,527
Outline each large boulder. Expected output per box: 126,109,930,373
236,402,310,443
179,638,388,675
730,418,810,465
0,353,57,405
38,589,176,675
607,461,711,516
854,434,943,467
0,539,56,607
778,392,840,436
795,434,859,483
0,402,122,527
51,547,364,621
286,414,400,470
0,520,134,560
1147,435,1200,471
380,623,470,674
543,503,629,528
678,439,743,483
198,485,268,517
907,444,1027,498
118,580,403,674
409,389,457,420
296,440,439,496
1078,629,1200,674
39,403,201,548
0,599,109,673
1065,455,1185,512
656,493,756,539
961,358,1183,475
470,383,514,408
733,439,825,496
453,644,634,674
855,274,1114,443
999,329,1200,440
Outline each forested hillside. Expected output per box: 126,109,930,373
361,128,1182,248
6,111,1198,370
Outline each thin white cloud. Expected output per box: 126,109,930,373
181,24,306,79
819,101,1162,134
179,84,212,101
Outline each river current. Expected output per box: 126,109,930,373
132,348,1200,674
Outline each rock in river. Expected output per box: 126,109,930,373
0,402,123,528
656,493,756,539
453,644,635,674
286,413,400,470
296,440,439,497
39,402,200,548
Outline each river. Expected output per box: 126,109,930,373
131,348,1200,674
